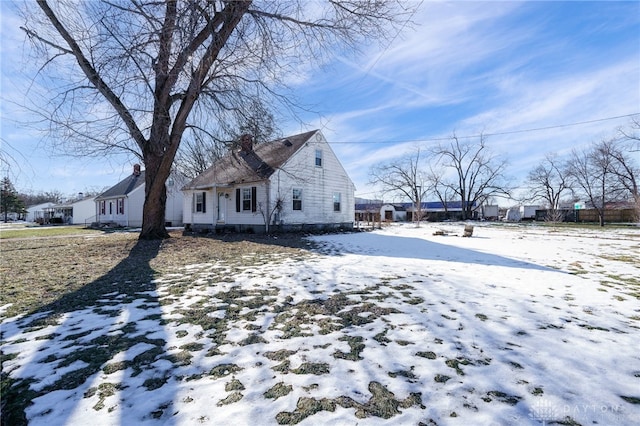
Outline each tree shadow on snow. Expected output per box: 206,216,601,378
313,232,557,272
1,240,176,426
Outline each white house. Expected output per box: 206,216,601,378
25,202,55,223
45,195,96,225
182,130,355,233
94,164,184,227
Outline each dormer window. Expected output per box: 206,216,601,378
315,149,323,167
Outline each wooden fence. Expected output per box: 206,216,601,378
536,208,638,223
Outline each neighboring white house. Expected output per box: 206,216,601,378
94,164,184,227
182,130,355,233
25,202,55,223
45,195,96,225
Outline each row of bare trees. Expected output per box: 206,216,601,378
370,118,639,225
526,118,639,226
369,134,512,221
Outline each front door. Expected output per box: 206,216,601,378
217,192,226,222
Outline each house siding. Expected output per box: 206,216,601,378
96,171,184,227
70,198,96,225
270,133,354,227
98,186,145,227
165,181,184,226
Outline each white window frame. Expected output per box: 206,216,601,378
242,188,252,211
194,192,206,213
333,192,341,212
292,188,302,211
315,149,323,167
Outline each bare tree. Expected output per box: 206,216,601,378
424,164,455,220
431,134,511,220
369,149,427,225
526,152,573,222
618,116,640,151
19,0,416,239
568,140,625,226
608,139,640,221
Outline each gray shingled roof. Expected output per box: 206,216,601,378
95,171,145,200
183,130,318,190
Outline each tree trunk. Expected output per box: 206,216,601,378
140,154,172,240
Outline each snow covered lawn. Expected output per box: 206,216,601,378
2,223,639,425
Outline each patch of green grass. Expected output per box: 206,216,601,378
388,369,417,381
264,382,293,400
225,378,245,392
434,374,451,383
217,391,243,406
531,387,544,396
292,362,330,375
482,390,522,405
209,363,242,379
374,329,391,345
0,226,101,239
90,382,122,410
275,381,423,424
333,336,365,361
578,324,610,332
600,254,640,265
276,397,336,424
239,333,267,346
180,342,204,352
445,358,472,376
103,361,127,375
164,350,192,366
264,349,297,361
416,351,437,360
272,360,291,373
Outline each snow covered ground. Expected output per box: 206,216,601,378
2,223,639,425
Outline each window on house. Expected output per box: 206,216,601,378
333,192,341,212
242,188,252,211
194,192,206,213
292,188,302,211
109,201,113,215
117,198,124,215
315,149,323,167
235,187,257,212
99,201,105,215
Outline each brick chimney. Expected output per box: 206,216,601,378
133,164,141,176
239,134,254,152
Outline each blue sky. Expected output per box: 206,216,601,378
1,1,639,201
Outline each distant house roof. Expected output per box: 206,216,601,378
183,130,318,190
51,195,96,209
355,202,383,211
96,171,145,200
